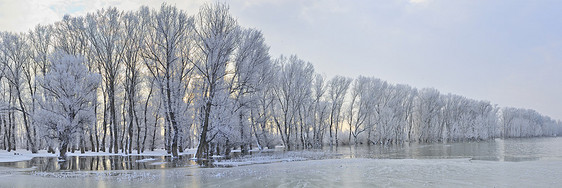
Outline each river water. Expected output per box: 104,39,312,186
0,137,561,187
338,137,562,161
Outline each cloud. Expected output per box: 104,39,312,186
0,0,59,32
0,0,207,33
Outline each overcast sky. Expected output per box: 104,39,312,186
1,0,561,120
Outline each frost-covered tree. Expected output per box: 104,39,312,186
0,32,38,153
51,14,101,153
500,107,559,138
310,74,328,148
28,25,55,152
85,8,124,154
248,57,276,150
35,52,100,158
227,28,271,153
271,55,314,150
327,76,351,146
414,88,444,142
121,10,145,154
193,2,239,159
141,4,194,157
0,3,561,154
346,77,372,144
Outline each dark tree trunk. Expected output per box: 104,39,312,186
102,99,108,152
141,87,152,153
17,91,37,153
89,130,95,152
151,112,159,151
121,100,127,154
196,101,212,159
110,82,118,154
59,142,68,159
128,107,134,154
94,98,99,152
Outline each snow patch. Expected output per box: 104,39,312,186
0,150,57,163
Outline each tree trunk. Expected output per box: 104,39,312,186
169,111,179,157
89,129,95,152
151,112,159,151
110,82,118,154
196,100,212,159
59,143,68,159
17,90,37,153
128,100,134,154
102,98,108,152
94,96,99,152
136,115,141,154
141,86,152,153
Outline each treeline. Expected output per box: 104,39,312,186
0,3,560,158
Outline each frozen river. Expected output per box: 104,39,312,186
0,137,561,187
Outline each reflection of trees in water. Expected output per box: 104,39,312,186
5,137,558,172
6,155,198,171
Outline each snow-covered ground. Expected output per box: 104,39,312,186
0,150,57,162
0,158,561,187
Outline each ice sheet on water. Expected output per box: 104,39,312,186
1,158,561,187
211,150,336,167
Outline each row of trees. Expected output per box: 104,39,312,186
0,3,560,158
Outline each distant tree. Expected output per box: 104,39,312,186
327,76,351,146
271,55,314,150
414,88,443,142
346,76,377,145
310,74,327,148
